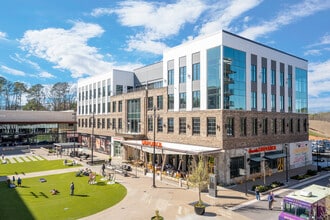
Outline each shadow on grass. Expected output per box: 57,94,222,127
72,194,89,197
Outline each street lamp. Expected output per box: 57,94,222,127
90,112,95,165
152,105,157,188
284,144,289,183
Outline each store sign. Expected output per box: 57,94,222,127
142,140,162,148
248,145,276,153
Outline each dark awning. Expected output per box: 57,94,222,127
264,153,287,160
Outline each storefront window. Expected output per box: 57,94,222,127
230,156,244,178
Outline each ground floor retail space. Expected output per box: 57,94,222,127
78,134,311,185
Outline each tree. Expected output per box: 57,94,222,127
188,155,209,211
24,84,46,111
13,82,27,110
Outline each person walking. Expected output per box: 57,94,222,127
17,177,22,187
255,186,260,200
268,191,274,210
70,182,75,195
102,163,106,176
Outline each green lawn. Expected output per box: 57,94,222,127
0,158,81,176
0,159,127,220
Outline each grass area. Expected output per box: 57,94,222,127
0,158,81,176
0,172,127,220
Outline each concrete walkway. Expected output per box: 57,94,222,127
1,148,328,220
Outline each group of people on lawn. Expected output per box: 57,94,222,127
6,176,22,188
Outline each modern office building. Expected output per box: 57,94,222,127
77,30,309,185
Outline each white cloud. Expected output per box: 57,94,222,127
0,31,7,39
0,65,26,76
239,0,330,40
308,59,330,97
39,71,55,79
198,0,263,36
98,0,206,54
19,22,114,78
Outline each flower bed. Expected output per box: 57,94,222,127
290,169,317,180
252,181,284,193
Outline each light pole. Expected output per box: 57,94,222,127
284,144,289,183
90,112,95,165
152,105,157,188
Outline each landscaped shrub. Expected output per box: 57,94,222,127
306,169,317,176
251,181,283,193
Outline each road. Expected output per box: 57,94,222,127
232,174,330,220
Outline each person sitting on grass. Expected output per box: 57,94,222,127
50,189,59,195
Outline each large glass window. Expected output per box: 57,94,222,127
148,116,153,132
271,94,276,112
223,46,246,110
179,92,186,109
207,46,221,109
226,117,234,136
240,117,247,136
272,118,277,134
118,101,122,112
262,67,267,84
252,118,258,136
179,117,186,134
271,69,276,85
192,91,200,108
168,69,174,85
251,64,257,82
262,118,268,135
280,95,284,112
295,68,308,113
168,94,174,110
127,99,140,133
288,73,292,89
167,118,174,133
192,117,200,135
157,95,163,110
262,93,267,110
280,71,285,87
116,85,123,95
148,97,153,110
179,66,186,83
251,92,257,109
192,63,200,81
157,117,163,132
230,156,244,178
288,96,292,112
207,117,216,136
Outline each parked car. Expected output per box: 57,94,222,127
312,146,325,153
312,158,330,168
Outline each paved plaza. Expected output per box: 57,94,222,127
1,147,328,220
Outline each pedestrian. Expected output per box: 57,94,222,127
17,177,22,186
108,156,112,165
102,163,106,176
268,191,274,210
1,153,4,160
12,176,15,183
255,186,260,200
70,182,74,195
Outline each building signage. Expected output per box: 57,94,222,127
248,145,276,154
142,140,162,148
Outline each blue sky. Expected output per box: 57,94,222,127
0,0,329,113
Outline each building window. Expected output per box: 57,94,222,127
262,118,268,135
157,117,163,132
251,92,257,109
230,156,244,178
252,118,258,136
192,63,200,81
280,95,284,112
107,102,111,113
192,90,200,108
288,96,292,112
102,86,106,97
118,101,122,112
295,68,308,113
148,116,153,132
304,119,307,132
290,118,294,133
179,117,186,134
107,85,111,96
112,101,116,112
179,92,186,109
116,85,123,95
167,118,174,133
98,88,101,98
250,154,261,174
272,118,277,134
157,95,163,110
168,69,174,85
240,117,247,136
102,103,105,113
207,117,216,136
107,118,111,129
98,104,101,113
168,94,174,110
262,67,267,84
118,118,122,129
288,73,292,89
271,69,276,85
207,46,221,109
127,99,141,133
97,118,101,128
179,66,186,83
297,119,301,133
262,93,267,110
280,71,284,87
148,97,153,110
281,118,286,134
102,118,105,129
226,117,234,136
192,117,200,135
112,118,116,130
93,88,96,99
251,64,257,82
271,94,276,112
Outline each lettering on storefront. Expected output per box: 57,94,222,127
248,145,276,154
142,140,162,148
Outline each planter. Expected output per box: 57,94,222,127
194,205,205,215
151,216,164,220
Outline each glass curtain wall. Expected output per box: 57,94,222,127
295,68,308,113
207,46,221,109
223,46,246,110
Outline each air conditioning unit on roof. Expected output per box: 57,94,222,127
300,190,312,197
